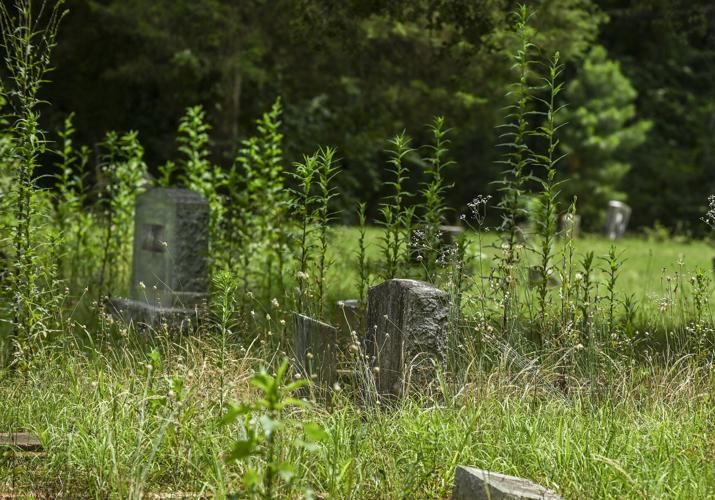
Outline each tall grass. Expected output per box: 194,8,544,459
0,3,714,499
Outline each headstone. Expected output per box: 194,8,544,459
293,313,338,392
452,466,563,500
364,279,448,399
0,432,43,452
560,213,580,239
109,188,209,327
604,201,631,240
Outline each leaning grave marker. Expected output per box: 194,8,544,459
364,279,448,400
293,313,339,394
109,188,209,327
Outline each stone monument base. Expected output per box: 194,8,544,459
107,297,204,331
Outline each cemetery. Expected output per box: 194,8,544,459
1,1,714,499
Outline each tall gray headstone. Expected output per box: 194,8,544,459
452,466,563,500
364,279,448,399
604,201,631,240
109,188,209,327
293,313,338,393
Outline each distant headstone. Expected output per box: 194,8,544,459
293,313,338,392
560,213,580,239
604,201,631,240
364,279,448,399
452,466,563,500
109,188,209,327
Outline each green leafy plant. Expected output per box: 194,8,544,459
178,105,226,259
0,0,66,365
53,113,92,290
97,131,150,297
230,98,288,299
419,117,454,280
222,359,327,499
493,4,534,331
378,132,414,280
600,245,624,339
532,51,566,338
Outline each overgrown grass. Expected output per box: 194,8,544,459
1,3,714,498
1,330,713,498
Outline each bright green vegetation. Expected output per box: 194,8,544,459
1,3,714,499
2,327,714,499
330,227,715,300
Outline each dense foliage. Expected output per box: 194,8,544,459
0,2,714,498
30,0,714,232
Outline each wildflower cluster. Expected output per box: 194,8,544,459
705,195,715,229
461,195,492,225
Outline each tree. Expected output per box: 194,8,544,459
559,45,651,229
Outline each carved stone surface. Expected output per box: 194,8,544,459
604,200,631,240
452,466,563,500
293,313,338,391
111,188,209,329
560,213,581,239
364,279,448,399
131,188,209,308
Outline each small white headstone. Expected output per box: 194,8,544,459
604,200,631,240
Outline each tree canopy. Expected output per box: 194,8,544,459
28,0,715,232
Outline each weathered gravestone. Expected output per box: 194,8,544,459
109,188,209,327
364,279,448,399
293,313,338,393
604,200,631,240
452,466,563,500
560,213,580,239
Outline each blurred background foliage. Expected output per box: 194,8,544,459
28,0,715,232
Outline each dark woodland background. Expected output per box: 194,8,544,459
26,0,715,233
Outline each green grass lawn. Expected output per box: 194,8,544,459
327,226,715,308
1,231,714,499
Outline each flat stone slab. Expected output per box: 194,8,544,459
452,466,562,500
0,432,43,452
108,297,201,329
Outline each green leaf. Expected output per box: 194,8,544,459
275,461,296,483
303,422,328,443
259,414,280,437
243,467,260,489
220,402,253,426
226,439,256,462
250,372,273,393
